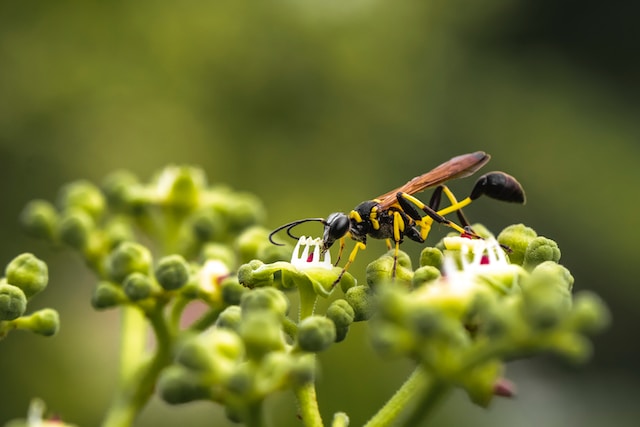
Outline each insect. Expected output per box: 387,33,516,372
269,151,526,283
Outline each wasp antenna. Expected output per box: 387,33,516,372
268,218,327,245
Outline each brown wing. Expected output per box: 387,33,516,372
376,151,491,209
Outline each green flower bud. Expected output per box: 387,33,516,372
460,359,503,407
236,226,272,264
189,209,226,242
530,261,574,291
20,199,58,240
325,299,355,329
257,243,292,264
419,247,444,269
92,281,126,309
520,264,573,329
216,306,242,331
158,365,211,404
370,323,414,357
5,253,49,299
106,242,152,283
332,412,350,427
407,307,443,338
0,283,27,321
201,243,236,269
156,166,206,211
334,325,349,343
297,316,336,352
225,193,265,233
23,308,60,336
289,353,316,386
155,255,190,291
101,170,139,210
57,180,105,220
254,352,293,393
339,270,357,293
523,237,561,271
226,363,253,396
177,329,243,375
569,291,611,334
412,266,441,287
240,287,289,317
497,224,537,266
122,272,154,301
58,209,94,250
366,256,394,287
551,332,592,364
240,310,285,359
345,285,374,322
220,277,247,306
237,260,274,288
104,218,135,249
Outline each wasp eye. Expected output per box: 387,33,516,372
323,213,350,250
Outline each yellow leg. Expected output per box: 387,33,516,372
334,237,346,266
400,192,468,235
332,241,366,288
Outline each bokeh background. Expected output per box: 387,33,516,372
1,0,639,426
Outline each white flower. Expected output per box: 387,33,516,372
199,259,231,295
442,237,522,296
290,236,332,270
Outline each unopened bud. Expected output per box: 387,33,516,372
5,253,48,299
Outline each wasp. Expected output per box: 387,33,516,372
269,151,525,283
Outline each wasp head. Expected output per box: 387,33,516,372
269,213,350,253
322,212,350,252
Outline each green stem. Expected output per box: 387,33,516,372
364,366,429,427
189,306,223,332
102,306,173,427
364,366,452,427
295,377,324,427
398,378,450,427
117,308,147,388
244,401,266,427
298,282,318,321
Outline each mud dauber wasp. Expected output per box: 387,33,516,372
269,151,525,283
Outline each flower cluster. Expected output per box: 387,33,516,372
369,224,609,412
0,253,59,340
9,164,610,427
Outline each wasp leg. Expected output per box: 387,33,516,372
332,241,366,288
397,192,469,236
334,237,346,266
429,185,471,228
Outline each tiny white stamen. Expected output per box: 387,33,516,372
291,236,332,270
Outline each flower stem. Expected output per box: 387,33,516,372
364,366,450,427
102,306,173,427
398,378,450,427
295,377,324,427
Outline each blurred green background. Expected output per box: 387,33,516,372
1,0,639,425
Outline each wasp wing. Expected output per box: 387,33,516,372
376,151,491,209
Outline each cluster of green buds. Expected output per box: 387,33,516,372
158,236,360,425
0,253,58,340
16,165,293,426
12,163,610,427
367,224,610,412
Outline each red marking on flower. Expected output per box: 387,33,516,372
481,255,490,264
307,253,314,263
460,231,475,239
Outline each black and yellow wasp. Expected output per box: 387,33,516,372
269,151,525,282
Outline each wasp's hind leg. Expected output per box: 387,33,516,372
396,192,470,237
429,185,471,228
